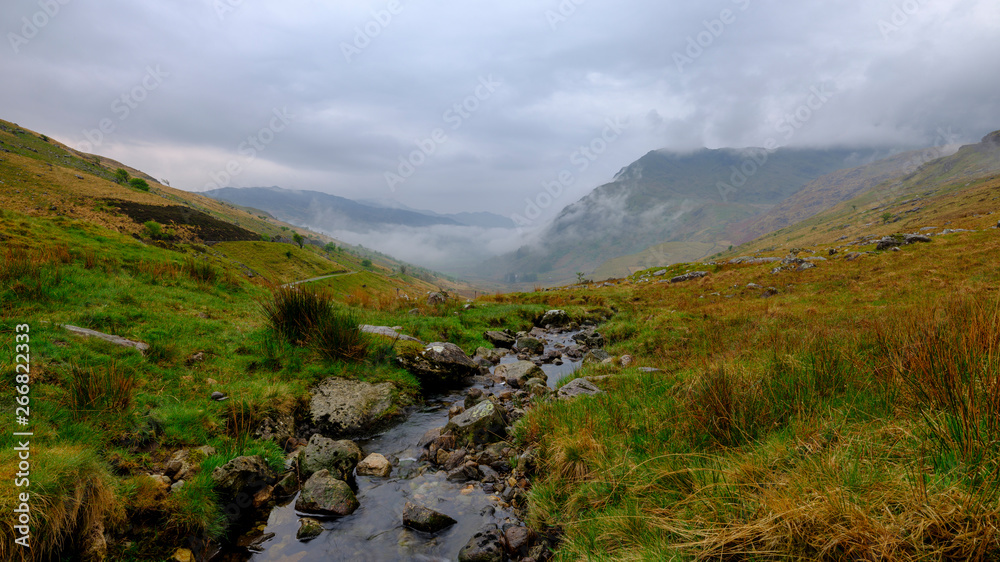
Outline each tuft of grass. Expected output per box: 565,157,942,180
66,361,138,419
262,285,370,361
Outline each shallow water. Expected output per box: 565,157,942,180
236,329,584,561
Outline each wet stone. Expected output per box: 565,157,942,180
458,524,505,562
402,501,458,534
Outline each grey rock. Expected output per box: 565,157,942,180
62,324,149,352
458,524,505,562
211,391,227,401
356,453,391,477
444,400,506,446
253,414,295,444
397,342,479,388
652,269,668,276
296,518,323,541
670,271,709,283
539,309,569,327
295,470,359,516
558,378,604,400
494,361,546,388
210,455,277,502
403,501,457,533
572,329,606,348
359,325,423,343
299,435,362,481
474,347,506,365
515,336,544,355
427,292,447,305
504,525,534,556
483,330,516,349
797,262,816,271
308,378,396,437
582,349,611,365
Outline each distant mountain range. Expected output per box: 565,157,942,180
481,146,889,283
204,187,516,230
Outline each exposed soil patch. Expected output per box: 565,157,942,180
103,199,261,242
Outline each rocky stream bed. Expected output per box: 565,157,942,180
170,314,612,562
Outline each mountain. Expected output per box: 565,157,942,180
358,198,516,228
483,146,879,284
204,186,465,230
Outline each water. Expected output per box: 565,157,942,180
236,329,584,561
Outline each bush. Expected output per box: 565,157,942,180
129,177,150,191
361,259,373,269
114,168,130,184
143,220,162,239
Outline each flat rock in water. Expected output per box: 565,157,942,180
309,378,396,437
494,361,546,389
558,378,604,400
295,470,359,516
445,400,506,446
397,342,479,389
402,501,457,533
296,518,323,541
483,330,516,349
356,453,392,477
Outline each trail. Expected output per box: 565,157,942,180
281,270,357,288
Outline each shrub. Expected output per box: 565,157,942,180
114,168,130,184
143,220,162,239
129,177,150,191
292,233,304,249
361,259,373,269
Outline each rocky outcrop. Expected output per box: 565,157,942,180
309,378,396,437
539,309,569,327
572,329,605,349
397,342,479,388
295,470,359,516
402,501,457,533
876,233,933,250
299,435,363,481
670,271,708,283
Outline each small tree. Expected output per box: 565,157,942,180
881,212,894,224
129,178,150,192
576,272,586,284
293,233,304,249
114,168,130,185
324,242,337,254
361,259,373,269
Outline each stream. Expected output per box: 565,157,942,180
231,329,585,561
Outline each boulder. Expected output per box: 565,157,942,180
444,400,506,446
299,435,363,481
296,517,323,541
427,292,447,305
253,414,295,444
515,337,544,355
483,330,516,349
397,342,479,388
539,309,569,327
308,378,396,437
582,349,611,365
572,330,605,348
359,325,424,343
402,501,457,533
295,470,359,516
474,347,506,365
356,453,392,477
558,378,604,400
670,271,708,283
458,524,505,562
211,455,277,504
165,446,216,482
495,361,546,389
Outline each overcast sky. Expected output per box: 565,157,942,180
3,0,998,220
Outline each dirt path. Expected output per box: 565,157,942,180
281,270,357,288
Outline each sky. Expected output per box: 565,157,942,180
3,0,999,224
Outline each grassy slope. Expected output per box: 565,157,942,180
509,157,1000,559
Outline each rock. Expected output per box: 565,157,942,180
670,271,708,283
403,501,458,533
761,287,779,298
572,330,606,348
494,361,546,388
275,471,299,497
171,548,195,562
295,470,359,516
484,330,516,349
464,388,485,409
652,269,668,276
397,342,479,388
444,400,507,446
558,378,604,400
582,349,611,365
356,453,392,477
427,292,447,305
447,464,481,482
296,517,323,541
620,354,634,367
62,324,149,352
539,309,569,327
797,262,816,271
308,378,396,437
474,347,506,365
419,426,443,448
515,337,544,355
254,414,295,444
210,456,277,504
210,391,227,401
459,524,505,562
299,435,363,481
504,525,534,557
170,480,185,493
638,367,662,373
359,325,424,343
905,234,932,244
